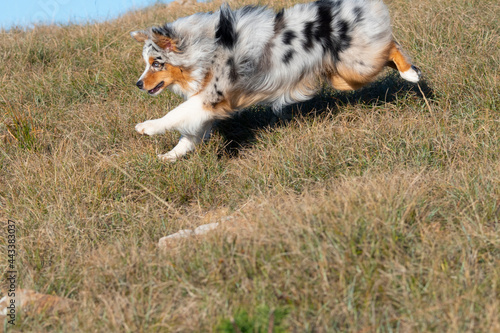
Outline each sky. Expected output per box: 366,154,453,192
0,0,171,30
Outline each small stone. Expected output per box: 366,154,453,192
194,223,219,235
158,222,220,249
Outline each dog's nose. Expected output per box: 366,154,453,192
136,80,144,89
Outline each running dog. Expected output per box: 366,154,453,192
131,0,421,161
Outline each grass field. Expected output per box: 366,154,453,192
0,0,499,331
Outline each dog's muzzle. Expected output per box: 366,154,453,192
147,81,164,95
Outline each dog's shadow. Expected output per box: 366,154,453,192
214,73,434,157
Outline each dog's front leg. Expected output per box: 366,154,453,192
135,95,214,161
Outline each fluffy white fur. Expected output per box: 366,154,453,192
135,95,213,161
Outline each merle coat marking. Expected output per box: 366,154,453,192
131,0,421,161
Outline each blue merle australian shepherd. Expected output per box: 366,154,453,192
131,0,421,161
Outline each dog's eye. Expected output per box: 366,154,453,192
152,61,162,68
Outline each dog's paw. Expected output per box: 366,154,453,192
135,120,165,136
400,65,422,83
158,151,180,162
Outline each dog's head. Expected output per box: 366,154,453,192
131,27,191,96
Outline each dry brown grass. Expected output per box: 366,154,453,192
0,0,499,331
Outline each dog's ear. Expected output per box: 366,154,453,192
152,33,177,52
130,31,149,43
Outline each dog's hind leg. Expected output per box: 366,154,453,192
329,74,367,91
327,54,386,92
387,41,421,83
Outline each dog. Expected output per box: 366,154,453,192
131,0,421,161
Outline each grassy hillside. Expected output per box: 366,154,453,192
1,0,499,331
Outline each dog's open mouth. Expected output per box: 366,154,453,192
148,81,165,95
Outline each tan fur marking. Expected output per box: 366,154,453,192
152,33,177,52
230,92,267,110
142,63,193,91
205,91,268,118
330,75,359,91
329,67,377,91
200,71,213,90
211,99,233,117
388,41,412,72
207,74,320,116
131,31,148,43
328,43,392,91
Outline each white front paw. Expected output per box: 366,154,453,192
135,120,165,136
158,151,180,162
